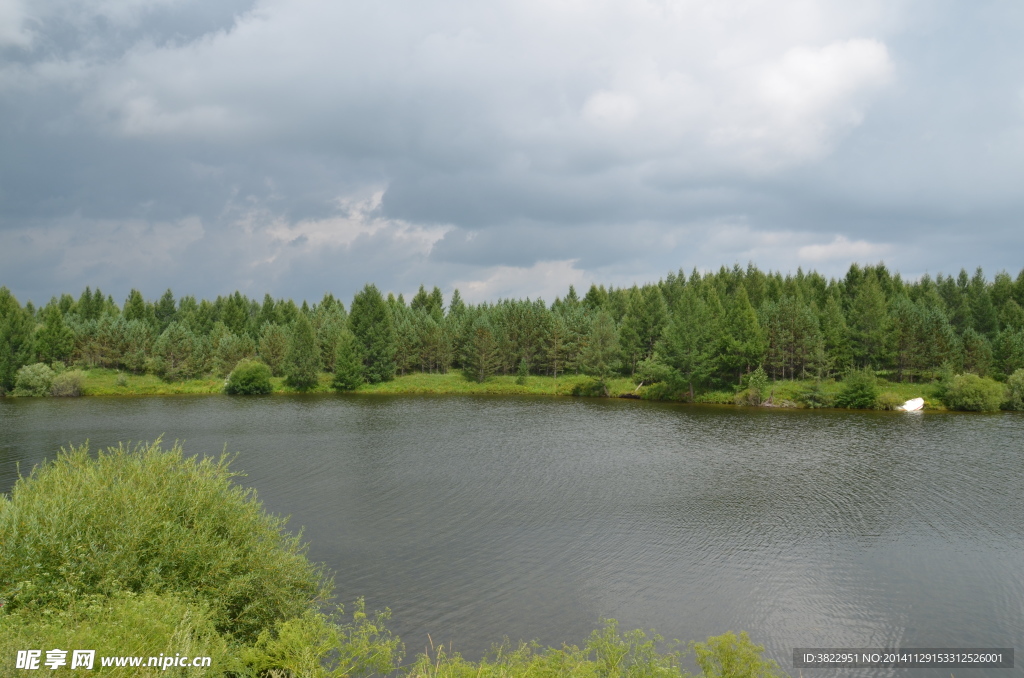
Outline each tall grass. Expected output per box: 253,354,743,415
0,440,329,643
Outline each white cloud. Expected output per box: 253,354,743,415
798,235,890,262
452,259,588,304
260,189,451,258
47,0,895,173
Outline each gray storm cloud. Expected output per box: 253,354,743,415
1,0,1023,304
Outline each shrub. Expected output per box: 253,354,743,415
799,380,833,409
515,357,529,385
875,391,905,411
225,358,273,395
50,369,85,397
13,362,55,396
0,441,330,643
747,366,769,405
943,373,1005,411
1005,368,1024,411
0,591,230,673
693,630,787,678
835,369,878,409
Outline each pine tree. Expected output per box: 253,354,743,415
657,288,715,399
850,272,890,368
155,289,177,331
332,330,364,391
719,286,764,384
349,284,396,383
581,310,620,396
0,287,35,392
463,315,501,383
284,313,321,390
889,295,922,382
545,311,568,387
122,289,152,325
257,323,289,376
35,302,75,365
152,322,200,381
391,304,419,376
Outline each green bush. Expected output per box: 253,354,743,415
747,367,769,405
693,630,787,678
225,359,273,395
835,369,878,409
13,362,55,396
0,591,231,674
943,373,1005,411
1005,369,1024,410
50,369,85,397
874,391,905,411
0,441,329,643
798,380,833,409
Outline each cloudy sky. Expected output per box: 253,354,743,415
1,0,1022,306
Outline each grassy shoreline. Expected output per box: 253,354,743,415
6,367,952,409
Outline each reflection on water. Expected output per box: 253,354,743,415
2,395,1022,677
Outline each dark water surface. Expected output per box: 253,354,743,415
2,394,1022,676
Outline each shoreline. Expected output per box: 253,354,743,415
2,368,948,410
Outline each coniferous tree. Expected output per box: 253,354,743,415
349,284,396,383
0,288,35,392
656,287,715,399
619,286,668,376
257,294,282,327
968,267,998,338
154,289,177,331
545,311,568,387
222,292,251,337
960,327,993,376
463,315,501,383
993,329,1024,376
581,310,621,396
152,322,201,381
35,302,75,365
391,304,419,377
313,303,346,372
214,332,256,377
284,313,320,390
332,330,364,391
719,286,765,384
889,296,923,382
820,293,852,377
110,317,154,373
122,289,151,325
257,323,289,376
850,273,890,368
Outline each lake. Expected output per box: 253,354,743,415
1,394,1022,676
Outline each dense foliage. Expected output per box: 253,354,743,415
225,359,273,395
13,362,54,396
0,441,403,675
4,263,1024,406
942,373,1006,411
834,369,879,409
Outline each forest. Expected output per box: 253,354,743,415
2,263,1024,407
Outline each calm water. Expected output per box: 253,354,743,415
1,395,1022,677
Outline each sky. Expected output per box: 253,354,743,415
1,0,1023,306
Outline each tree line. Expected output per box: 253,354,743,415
2,263,1024,396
